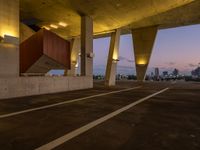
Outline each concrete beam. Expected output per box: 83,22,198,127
132,26,158,81
105,29,121,86
81,16,93,76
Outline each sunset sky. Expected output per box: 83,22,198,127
93,24,200,75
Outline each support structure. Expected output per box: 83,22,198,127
65,38,80,76
105,29,121,86
132,26,158,81
0,0,19,77
81,16,93,76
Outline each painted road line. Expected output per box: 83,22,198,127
35,87,169,150
0,86,141,119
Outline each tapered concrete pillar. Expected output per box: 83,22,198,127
105,29,121,86
132,26,158,81
81,16,93,76
65,38,80,76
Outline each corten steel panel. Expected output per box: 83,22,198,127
43,30,70,68
20,29,71,73
20,30,43,73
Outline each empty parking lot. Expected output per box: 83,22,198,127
0,81,199,150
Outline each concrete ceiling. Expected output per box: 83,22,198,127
20,0,199,39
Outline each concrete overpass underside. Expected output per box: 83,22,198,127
20,0,200,38
0,0,200,98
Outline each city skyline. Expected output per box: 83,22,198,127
93,24,200,75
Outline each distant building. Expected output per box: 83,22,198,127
163,71,168,77
151,72,154,77
155,68,159,79
172,68,179,76
191,67,200,77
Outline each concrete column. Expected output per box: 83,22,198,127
132,26,158,81
65,38,80,76
81,16,93,76
105,29,121,86
0,0,19,77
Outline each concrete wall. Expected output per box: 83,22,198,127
0,0,19,37
0,43,19,77
0,76,93,100
0,0,19,77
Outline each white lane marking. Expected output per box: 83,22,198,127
0,86,141,119
35,87,169,150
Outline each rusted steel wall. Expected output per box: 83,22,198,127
43,30,70,69
20,29,71,73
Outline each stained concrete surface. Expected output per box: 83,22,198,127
0,81,199,150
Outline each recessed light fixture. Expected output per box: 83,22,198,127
58,22,68,27
50,24,58,29
42,26,50,30
112,58,120,63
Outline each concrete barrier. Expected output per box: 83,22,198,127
0,76,93,100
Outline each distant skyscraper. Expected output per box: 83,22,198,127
151,72,154,77
173,68,179,76
155,68,159,79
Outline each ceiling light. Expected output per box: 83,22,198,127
50,24,58,29
58,22,68,27
42,26,50,30
137,59,147,65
